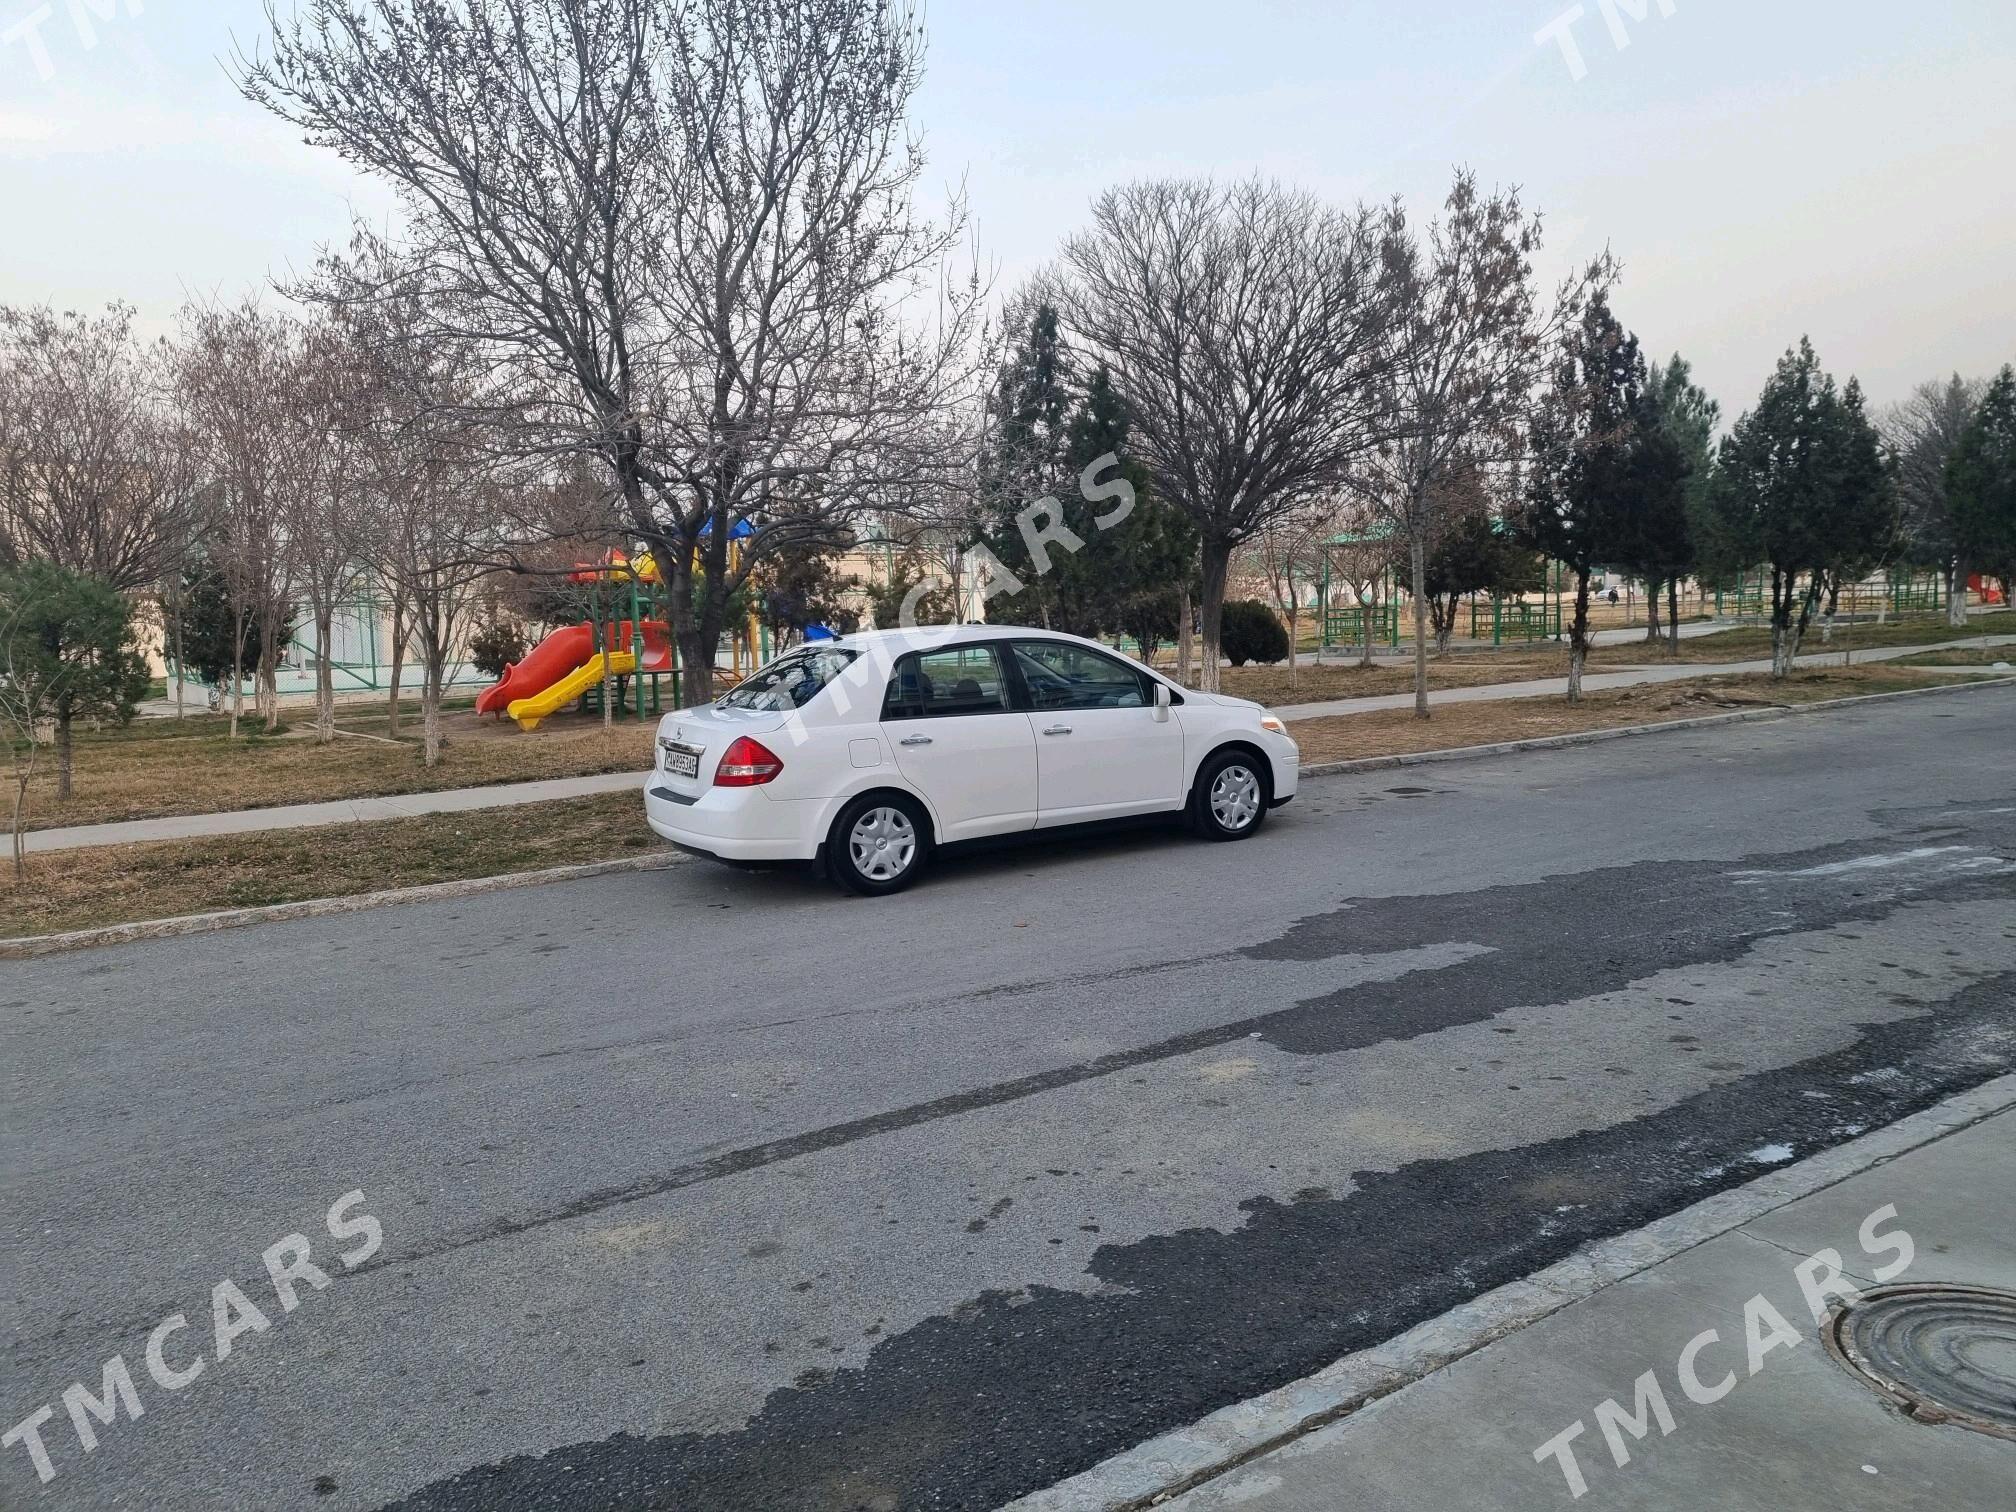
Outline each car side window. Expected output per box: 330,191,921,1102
883,645,1012,720
1011,642,1152,711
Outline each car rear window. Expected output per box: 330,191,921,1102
719,647,858,711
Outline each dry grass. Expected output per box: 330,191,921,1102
1210,656,1560,707
1287,667,1966,766
1891,647,2016,668
1588,612,2015,667
15,706,657,832
1,790,664,939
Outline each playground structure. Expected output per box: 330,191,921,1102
476,537,770,731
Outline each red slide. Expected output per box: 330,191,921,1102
475,623,594,717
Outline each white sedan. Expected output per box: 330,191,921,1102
643,625,1299,894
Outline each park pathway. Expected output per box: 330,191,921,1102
23,634,2011,856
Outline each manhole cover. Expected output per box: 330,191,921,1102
1824,1284,2016,1440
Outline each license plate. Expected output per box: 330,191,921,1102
659,739,701,779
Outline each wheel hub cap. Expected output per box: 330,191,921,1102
1210,766,1260,830
849,807,916,882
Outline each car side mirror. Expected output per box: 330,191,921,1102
1152,682,1171,723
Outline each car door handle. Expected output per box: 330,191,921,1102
899,734,933,746
1042,724,1072,736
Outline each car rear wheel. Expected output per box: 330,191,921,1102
1190,749,1269,841
825,793,931,895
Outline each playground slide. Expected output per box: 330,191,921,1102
506,651,639,732
475,623,594,717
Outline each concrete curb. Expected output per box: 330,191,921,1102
1292,672,2016,781
0,852,684,959
1004,1073,2016,1512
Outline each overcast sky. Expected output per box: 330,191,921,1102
2,0,2011,419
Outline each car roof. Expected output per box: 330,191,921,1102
827,623,1079,648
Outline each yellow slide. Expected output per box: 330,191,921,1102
506,651,637,731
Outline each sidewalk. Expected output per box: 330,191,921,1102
24,636,2013,856
1272,635,2015,721
17,771,645,855
1158,1095,2016,1512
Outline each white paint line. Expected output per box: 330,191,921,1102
1726,846,1975,880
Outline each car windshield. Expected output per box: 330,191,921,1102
718,647,857,711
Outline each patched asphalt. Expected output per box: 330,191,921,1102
2,685,2012,1511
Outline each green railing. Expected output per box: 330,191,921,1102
1324,601,1401,648
1467,597,1557,646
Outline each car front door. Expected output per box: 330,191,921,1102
880,643,1038,841
1009,640,1186,825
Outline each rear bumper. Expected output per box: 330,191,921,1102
643,782,822,862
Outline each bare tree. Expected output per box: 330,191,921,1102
1883,373,1988,627
171,298,301,736
0,302,205,592
1248,507,1332,687
240,0,986,703
1355,172,1611,718
343,279,516,767
286,316,372,743
1325,495,1394,668
1054,177,1405,692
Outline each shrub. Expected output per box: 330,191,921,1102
468,617,528,679
1219,599,1290,665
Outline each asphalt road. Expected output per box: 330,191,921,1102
4,685,2014,1511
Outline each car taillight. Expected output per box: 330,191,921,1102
714,735,783,786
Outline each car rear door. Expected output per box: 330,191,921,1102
880,643,1038,841
1008,639,1186,824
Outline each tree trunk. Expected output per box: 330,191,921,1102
1948,559,1969,628
1409,534,1430,719
1197,538,1231,695
54,706,74,800
1646,576,1663,643
600,611,615,732
1566,573,1591,703
229,610,248,740
10,763,29,881
1286,601,1299,687
1176,587,1193,685
385,596,408,736
315,604,337,743
1666,579,1680,655
420,629,447,768
171,584,187,720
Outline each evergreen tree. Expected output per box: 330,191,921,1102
1947,366,2016,598
977,304,1196,643
1637,356,1719,644
1705,339,1900,675
1066,364,1197,642
0,561,150,812
176,554,296,697
1417,461,1543,654
1517,295,1644,700
976,303,1077,629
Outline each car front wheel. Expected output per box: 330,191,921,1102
1190,749,1269,841
825,793,932,895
